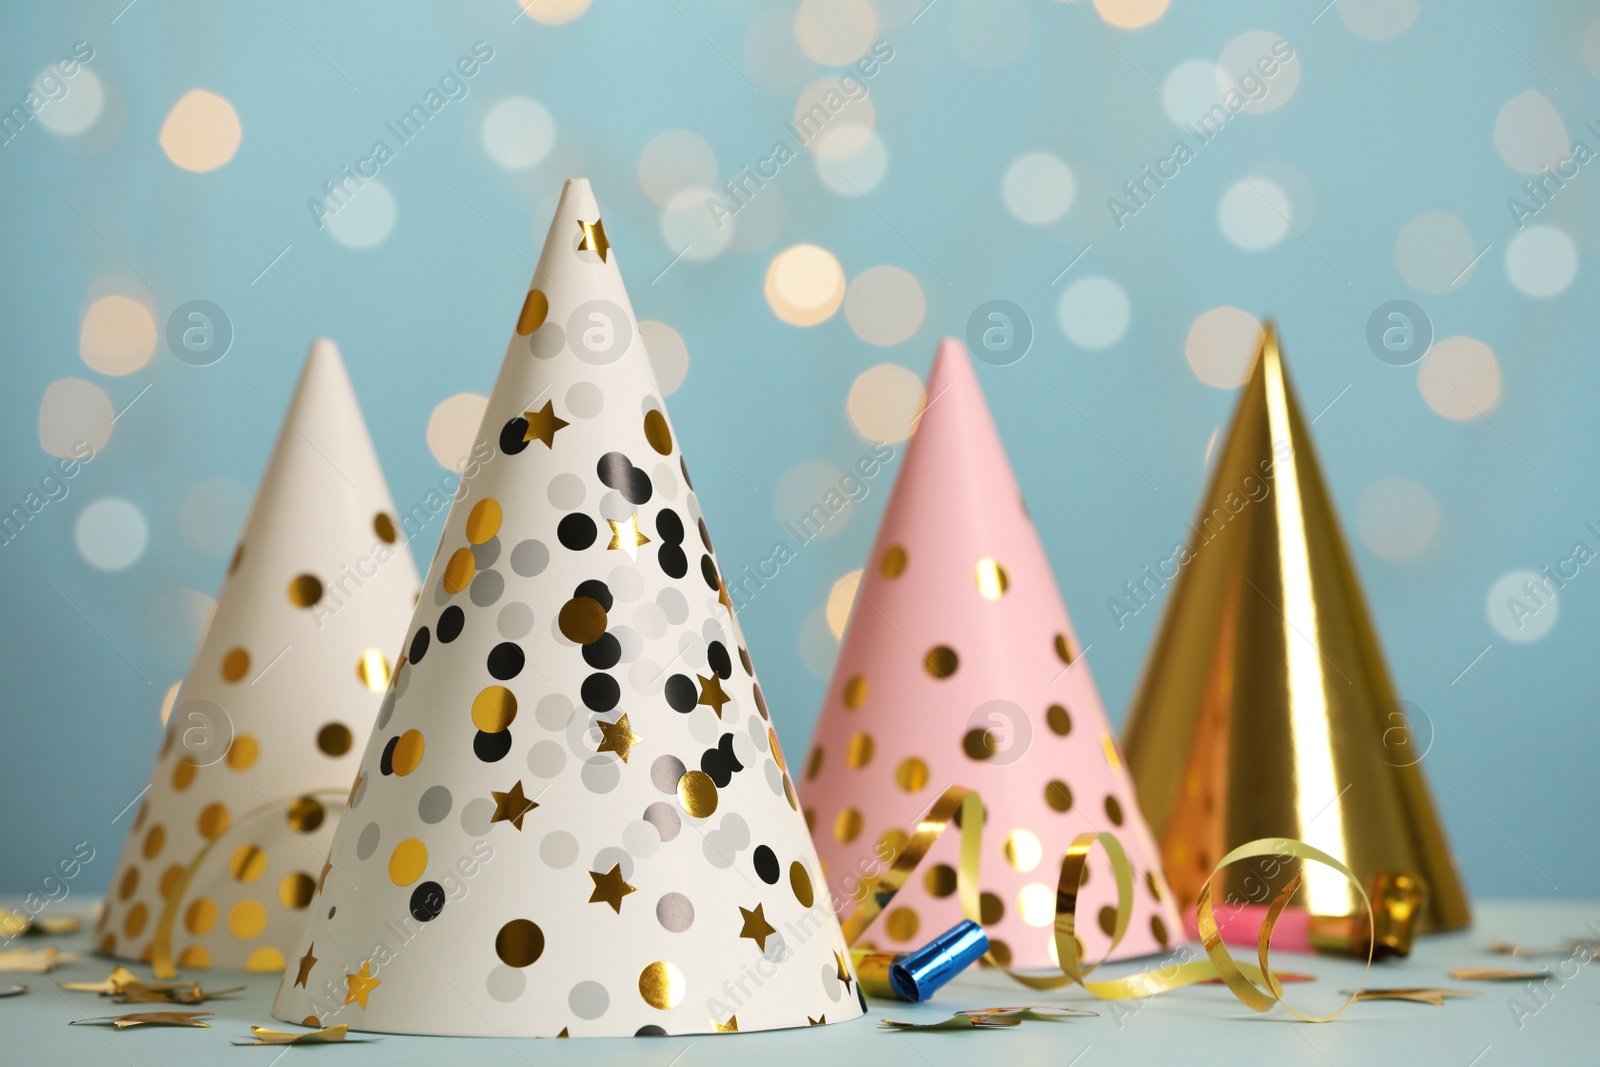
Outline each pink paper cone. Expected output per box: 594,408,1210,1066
801,339,1181,968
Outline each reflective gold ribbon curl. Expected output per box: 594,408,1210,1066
841,786,1374,1021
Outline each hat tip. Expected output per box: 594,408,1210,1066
306,337,343,365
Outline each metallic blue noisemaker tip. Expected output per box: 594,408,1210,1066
888,919,989,1003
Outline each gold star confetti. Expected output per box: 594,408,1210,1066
346,773,364,807
59,966,143,994
714,1016,738,1033
343,961,380,1010
596,714,642,763
808,1015,826,1025
577,217,610,262
523,400,570,449
717,576,733,616
316,860,333,896
235,1024,378,1045
0,948,79,973
71,1012,212,1029
294,944,317,989
738,904,777,951
490,780,540,830
1448,967,1548,982
557,1027,569,1038
697,673,730,718
833,950,853,994
606,514,652,560
588,864,638,914
1350,988,1481,1005
112,982,243,1005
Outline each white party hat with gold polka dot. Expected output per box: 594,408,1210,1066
97,339,420,974
272,179,864,1038
800,338,1182,968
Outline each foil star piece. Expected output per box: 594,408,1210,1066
71,1011,213,1029
577,217,610,262
522,400,570,449
295,944,318,989
112,982,243,1005
1448,967,1549,982
59,966,144,994
343,961,380,1010
490,780,540,829
588,864,638,914
0,948,81,973
0,983,26,998
696,673,730,718
1350,988,1482,1006
714,1016,739,1033
738,904,777,951
606,513,652,560
833,951,854,994
235,1024,379,1045
595,714,642,763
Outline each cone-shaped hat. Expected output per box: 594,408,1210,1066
800,340,1181,968
273,180,863,1037
98,340,421,972
1120,324,1470,933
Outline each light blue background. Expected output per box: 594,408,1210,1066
1,0,1596,906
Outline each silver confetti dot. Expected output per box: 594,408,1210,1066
418,785,452,824
509,539,549,577
540,830,579,869
656,892,694,933
568,979,609,1020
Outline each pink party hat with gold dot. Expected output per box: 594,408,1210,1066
97,340,421,973
801,339,1181,968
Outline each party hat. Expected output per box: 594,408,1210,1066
800,339,1182,969
97,340,421,972
1120,323,1470,935
272,179,864,1038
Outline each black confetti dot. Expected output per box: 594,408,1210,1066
857,987,868,1014
700,554,721,591
753,846,779,884
575,578,613,611
500,417,530,456
474,729,512,763
583,633,621,670
582,673,621,712
656,509,684,545
558,513,598,551
438,606,465,643
486,642,525,680
658,545,687,579
379,735,398,775
707,641,731,680
665,674,697,713
739,647,752,676
597,452,653,505
635,1025,667,1038
698,517,713,552
409,881,445,922
409,627,430,664
701,733,744,787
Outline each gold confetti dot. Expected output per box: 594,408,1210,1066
845,732,875,769
975,557,1009,600
1104,795,1124,826
878,827,908,859
784,775,799,811
118,866,139,901
373,513,398,543
226,734,259,770
142,824,166,860
1054,633,1075,665
833,807,863,843
279,872,315,909
246,946,287,973
99,933,117,955
1004,829,1043,872
886,907,920,942
230,844,267,883
1018,883,1055,927
442,548,476,594
159,865,183,900
123,902,148,938
880,544,908,578
177,945,209,968
496,919,545,967
516,289,549,336
221,647,250,683
805,746,823,780
1146,872,1164,900
197,802,230,840
924,864,957,898
558,596,608,643
894,756,928,793
1046,704,1072,736
184,898,217,935
842,674,868,710
228,543,244,575
389,838,428,886
472,686,518,733
987,939,1012,967
803,807,816,834
229,899,267,940
1098,906,1118,937
1045,779,1073,812
317,722,353,757
287,573,323,608
643,409,673,455
392,729,425,775
962,728,996,761
466,498,503,544
638,961,686,1010
172,757,197,791
356,649,390,693
1101,733,1122,772
286,796,325,833
980,891,1004,925
790,861,815,907
924,645,958,679
678,770,718,817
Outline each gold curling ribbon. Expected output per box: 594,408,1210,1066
841,786,1374,1021
151,790,345,980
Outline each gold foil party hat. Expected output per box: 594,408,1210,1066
1120,323,1470,934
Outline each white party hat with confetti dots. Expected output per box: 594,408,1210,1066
97,339,420,974
272,179,864,1038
